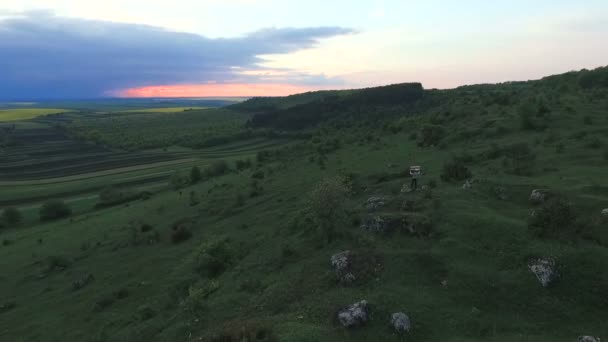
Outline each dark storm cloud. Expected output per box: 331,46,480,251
0,11,355,99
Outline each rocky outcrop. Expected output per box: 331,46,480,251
360,215,402,233
578,336,601,342
337,300,369,328
365,196,386,212
390,312,411,333
330,251,356,285
529,258,559,287
530,189,549,204
462,179,473,190
72,273,95,291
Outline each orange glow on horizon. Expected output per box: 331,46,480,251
116,83,318,97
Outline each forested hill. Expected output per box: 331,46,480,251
233,66,608,131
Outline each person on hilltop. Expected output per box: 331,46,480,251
409,165,421,191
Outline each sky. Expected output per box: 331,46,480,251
0,0,607,99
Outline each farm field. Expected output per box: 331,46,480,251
118,106,209,113
0,67,607,342
0,108,73,121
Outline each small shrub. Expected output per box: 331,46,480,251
306,177,350,242
97,186,139,207
140,223,153,232
418,125,446,147
190,166,202,184
39,200,71,221
528,197,577,238
251,170,265,179
93,296,115,312
235,158,253,171
583,116,593,125
235,193,245,207
0,301,16,313
195,239,235,277
239,279,263,293
171,226,192,244
189,191,200,206
440,158,472,182
427,178,438,189
138,305,157,321
203,160,230,179
45,255,72,272
584,137,602,149
169,172,190,189
1,207,22,226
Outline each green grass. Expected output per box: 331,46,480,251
0,108,72,121
1,68,608,341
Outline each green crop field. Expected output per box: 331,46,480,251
0,108,73,121
1,67,607,342
118,106,209,113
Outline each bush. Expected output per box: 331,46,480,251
528,198,577,238
39,200,72,221
171,220,193,244
583,116,593,125
203,160,230,179
195,239,235,277
418,125,446,147
1,207,22,226
584,137,602,149
190,166,202,184
440,158,472,182
251,170,265,179
97,187,139,207
235,159,252,171
138,305,157,321
306,177,351,242
170,172,190,189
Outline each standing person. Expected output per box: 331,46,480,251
409,166,421,191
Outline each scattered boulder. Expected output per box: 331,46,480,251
528,258,559,287
330,251,356,285
601,208,608,217
578,336,601,342
365,196,386,212
72,273,95,291
390,312,411,333
360,215,402,233
337,300,369,328
530,189,549,204
420,185,430,191
400,184,412,193
462,179,473,190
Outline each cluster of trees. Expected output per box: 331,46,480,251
248,83,425,130
68,109,250,151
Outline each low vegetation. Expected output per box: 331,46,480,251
1,67,607,341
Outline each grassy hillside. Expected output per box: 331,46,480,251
1,67,607,342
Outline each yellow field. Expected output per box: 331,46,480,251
0,108,72,122
119,106,208,113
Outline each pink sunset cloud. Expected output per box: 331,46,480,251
116,83,320,98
